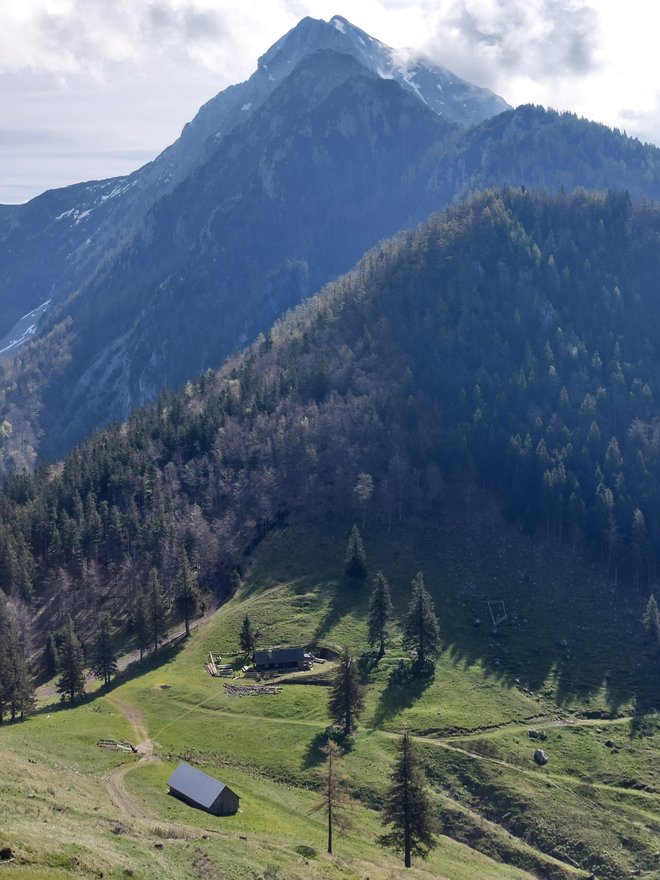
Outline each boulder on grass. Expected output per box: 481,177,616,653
534,748,548,765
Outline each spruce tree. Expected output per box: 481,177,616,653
0,592,10,723
380,729,438,868
57,618,86,706
7,645,34,721
344,525,367,580
329,647,364,736
643,594,660,646
239,614,256,656
175,552,201,638
0,592,34,723
402,572,439,666
92,613,118,686
368,571,394,658
43,632,60,678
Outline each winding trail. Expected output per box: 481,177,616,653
104,699,157,820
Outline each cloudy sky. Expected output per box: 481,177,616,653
1,0,658,204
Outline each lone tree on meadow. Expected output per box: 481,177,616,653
91,613,118,686
175,552,201,638
402,572,439,666
57,617,86,706
368,570,394,659
380,729,438,868
312,739,350,855
344,525,367,581
329,647,364,737
239,614,256,655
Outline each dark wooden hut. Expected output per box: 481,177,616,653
167,762,239,815
253,646,307,672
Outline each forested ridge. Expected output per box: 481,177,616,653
3,98,660,470
2,188,660,665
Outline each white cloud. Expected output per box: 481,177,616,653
0,0,659,202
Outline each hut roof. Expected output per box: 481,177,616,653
167,762,227,810
254,646,306,664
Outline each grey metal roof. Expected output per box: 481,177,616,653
254,646,305,664
167,762,226,809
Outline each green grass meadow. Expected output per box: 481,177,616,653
1,515,659,879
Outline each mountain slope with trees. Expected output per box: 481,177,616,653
3,27,660,467
1,189,660,652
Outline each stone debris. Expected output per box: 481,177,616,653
223,684,281,696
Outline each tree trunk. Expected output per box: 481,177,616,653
328,799,332,854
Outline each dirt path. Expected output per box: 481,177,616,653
104,699,157,819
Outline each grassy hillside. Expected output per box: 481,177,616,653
1,511,658,879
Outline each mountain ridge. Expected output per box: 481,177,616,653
3,20,660,468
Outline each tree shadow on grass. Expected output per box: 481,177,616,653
302,727,356,769
358,650,380,684
312,575,367,643
370,659,435,729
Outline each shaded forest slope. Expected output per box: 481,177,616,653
2,188,660,635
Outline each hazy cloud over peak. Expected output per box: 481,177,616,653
0,0,659,203
422,0,599,84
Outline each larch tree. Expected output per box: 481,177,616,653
329,647,364,737
147,568,168,653
402,572,439,667
380,729,438,868
368,570,394,659
132,587,149,661
353,472,374,529
313,739,350,855
57,617,86,706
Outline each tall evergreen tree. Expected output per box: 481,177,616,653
175,552,201,638
91,613,118,686
146,568,168,653
380,729,438,868
43,632,60,678
57,618,86,706
344,525,367,581
6,644,34,721
0,591,35,723
643,594,660,647
132,587,149,661
368,570,394,659
402,572,439,666
329,647,364,737
0,591,11,723
239,614,256,656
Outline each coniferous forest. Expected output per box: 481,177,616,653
1,188,660,670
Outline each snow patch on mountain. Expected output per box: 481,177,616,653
0,300,51,359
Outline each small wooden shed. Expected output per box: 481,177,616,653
167,762,239,815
